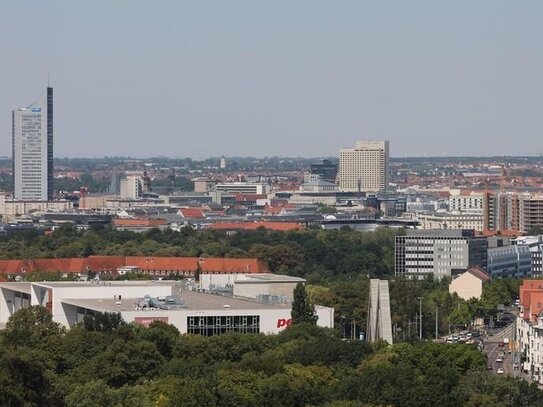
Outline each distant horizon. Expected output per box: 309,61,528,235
0,154,542,162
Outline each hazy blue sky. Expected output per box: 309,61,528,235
1,1,542,158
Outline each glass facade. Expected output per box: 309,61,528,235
187,315,260,336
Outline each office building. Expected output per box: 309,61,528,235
12,87,54,201
395,229,488,279
515,235,543,276
310,159,338,183
215,182,269,195
339,141,389,192
487,244,532,279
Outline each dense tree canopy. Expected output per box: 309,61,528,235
0,308,540,407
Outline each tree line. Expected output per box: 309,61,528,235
1,306,542,407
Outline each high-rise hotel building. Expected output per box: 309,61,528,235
338,140,389,192
12,87,54,201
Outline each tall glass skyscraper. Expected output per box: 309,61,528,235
12,87,54,201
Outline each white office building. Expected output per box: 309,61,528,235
339,141,389,192
12,87,54,201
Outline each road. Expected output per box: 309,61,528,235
482,321,518,376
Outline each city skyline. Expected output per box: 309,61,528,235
2,2,543,158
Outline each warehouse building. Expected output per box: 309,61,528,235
0,280,334,335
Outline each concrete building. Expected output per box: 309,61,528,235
0,280,334,335
120,176,143,200
487,244,532,279
215,182,269,195
449,266,490,300
417,212,484,232
519,195,543,234
12,87,54,201
0,194,73,221
339,141,389,192
200,273,305,303
449,192,484,213
483,192,543,234
367,279,393,344
395,229,488,279
193,178,217,193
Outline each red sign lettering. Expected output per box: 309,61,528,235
277,318,293,328
134,316,169,327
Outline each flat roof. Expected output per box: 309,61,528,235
61,288,289,313
0,282,32,294
237,274,304,283
33,281,170,289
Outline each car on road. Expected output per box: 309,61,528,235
503,338,510,344
497,368,504,374
496,357,503,363
498,341,504,347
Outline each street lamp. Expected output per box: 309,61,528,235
418,297,423,339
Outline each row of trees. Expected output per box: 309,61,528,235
0,224,400,282
5,225,520,339
1,306,541,407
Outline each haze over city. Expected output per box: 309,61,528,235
2,1,543,158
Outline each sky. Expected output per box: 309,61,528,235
1,1,542,158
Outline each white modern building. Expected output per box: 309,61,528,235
215,182,269,195
339,141,389,192
0,281,334,335
12,87,54,201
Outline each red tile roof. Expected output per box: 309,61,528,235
0,256,268,276
466,266,490,283
113,218,168,227
178,208,205,219
519,280,543,323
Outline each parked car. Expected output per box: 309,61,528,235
496,357,503,363
497,368,504,374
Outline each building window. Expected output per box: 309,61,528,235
187,315,260,336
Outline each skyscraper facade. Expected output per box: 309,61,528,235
12,87,54,201
338,140,389,192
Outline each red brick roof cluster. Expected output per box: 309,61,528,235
0,256,268,276
519,279,543,323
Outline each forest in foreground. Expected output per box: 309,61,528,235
2,306,543,407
